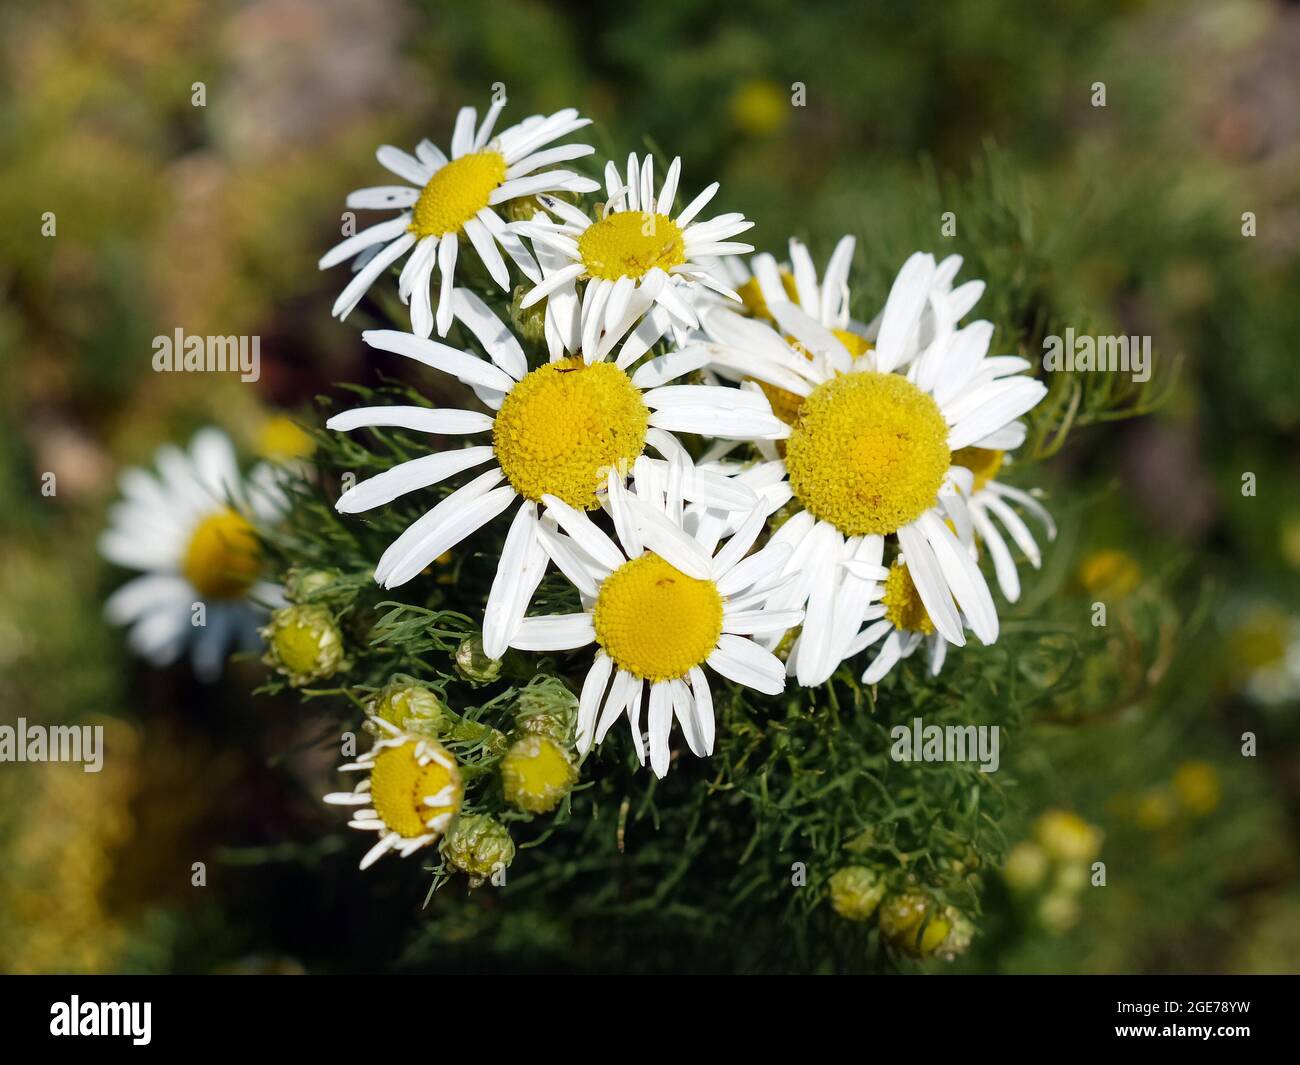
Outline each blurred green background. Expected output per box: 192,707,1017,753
1,0,1298,973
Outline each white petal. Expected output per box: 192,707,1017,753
511,613,596,651
541,494,626,571
626,497,712,580
895,520,964,646
451,288,528,379
362,329,516,393
319,216,412,270
706,634,786,695
374,475,513,587
327,406,493,435
577,652,615,754
337,446,495,514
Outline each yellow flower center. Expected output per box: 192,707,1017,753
592,553,723,682
578,211,686,281
408,150,507,239
492,357,648,508
758,330,874,429
182,510,260,599
784,371,950,536
882,560,934,636
952,446,1004,493
501,736,577,814
368,740,462,839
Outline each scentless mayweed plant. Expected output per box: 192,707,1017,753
101,98,1162,975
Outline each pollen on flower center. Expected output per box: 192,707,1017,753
492,357,648,509
952,446,1004,493
592,553,723,682
755,330,874,429
368,740,462,839
578,211,686,281
783,371,950,536
408,150,507,239
882,560,934,636
182,509,260,599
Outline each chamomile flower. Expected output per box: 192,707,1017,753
702,235,867,339
99,428,284,681
323,719,463,870
319,102,600,338
851,558,965,683
499,456,801,777
511,153,754,362
694,252,1048,687
953,446,1057,603
326,293,785,659
850,452,1056,683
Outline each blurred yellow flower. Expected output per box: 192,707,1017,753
1134,787,1177,831
1172,761,1221,817
257,415,316,461
728,78,788,137
1076,549,1141,599
1229,608,1288,670
1003,841,1050,892
1034,809,1102,863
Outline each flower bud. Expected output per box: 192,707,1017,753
283,567,338,603
879,892,951,958
828,866,886,922
368,677,450,735
501,735,577,814
444,813,515,881
512,676,578,743
455,636,502,686
935,907,974,960
262,604,348,686
508,284,548,346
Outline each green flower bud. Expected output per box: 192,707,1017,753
513,677,578,743
444,813,515,881
828,866,886,922
879,892,951,959
935,907,975,960
455,636,502,686
283,567,339,603
261,604,348,686
501,735,577,814
509,284,548,346
367,677,450,735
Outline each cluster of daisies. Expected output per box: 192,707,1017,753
101,100,1053,872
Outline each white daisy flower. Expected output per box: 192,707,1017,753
693,252,1048,687
498,455,800,777
952,445,1057,604
319,102,601,338
323,719,463,870
700,235,867,340
849,540,977,686
99,428,285,682
326,293,786,658
850,450,1056,684
511,152,754,363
